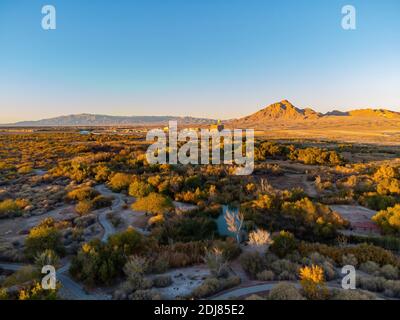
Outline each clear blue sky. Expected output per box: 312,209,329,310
0,0,399,122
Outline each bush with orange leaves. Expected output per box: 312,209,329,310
299,265,329,300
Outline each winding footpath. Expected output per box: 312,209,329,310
0,184,192,300
211,281,344,300
0,184,126,300
0,261,109,300
211,282,301,300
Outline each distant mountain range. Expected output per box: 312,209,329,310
2,100,399,127
2,114,216,127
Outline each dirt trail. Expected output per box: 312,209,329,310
0,261,111,300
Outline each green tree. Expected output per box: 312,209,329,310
270,231,297,258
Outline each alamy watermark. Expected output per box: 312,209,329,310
145,121,254,175
40,5,356,32
41,5,56,30
341,265,356,289
41,265,56,290
341,5,356,30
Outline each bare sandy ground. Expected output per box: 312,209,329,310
0,205,75,244
266,173,317,197
151,265,210,299
330,205,380,236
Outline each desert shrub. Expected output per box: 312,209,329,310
129,180,154,198
359,261,380,275
321,261,338,281
108,228,146,256
285,250,302,263
113,281,136,300
123,255,150,290
373,165,398,181
204,247,229,278
280,198,348,238
0,199,22,218
380,264,399,280
18,281,58,300
256,270,275,281
268,282,304,300
34,249,59,270
74,214,96,228
191,278,219,299
91,195,113,209
108,173,132,192
152,275,172,288
25,218,64,259
94,165,111,182
264,252,279,267
248,229,272,247
239,251,266,278
357,276,386,292
289,147,342,166
298,242,400,267
70,240,120,285
349,234,400,251
299,265,329,300
148,214,164,225
372,204,400,235
190,276,241,299
70,228,145,285
342,254,358,267
213,239,242,261
152,215,216,243
67,187,99,201
376,178,400,195
270,231,297,258
270,259,299,279
383,280,400,298
255,141,289,161
331,289,376,300
124,255,149,277
362,194,397,211
17,165,33,174
158,241,208,268
301,252,337,280
148,254,170,274
2,266,39,287
75,200,93,215
307,252,327,265
129,289,161,300
0,288,7,300
278,271,297,281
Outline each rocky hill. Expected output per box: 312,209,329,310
235,100,321,124
230,100,400,127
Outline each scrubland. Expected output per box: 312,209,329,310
0,129,400,300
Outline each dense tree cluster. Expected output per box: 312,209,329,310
25,218,65,259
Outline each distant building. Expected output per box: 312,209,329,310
79,130,91,135
210,120,224,132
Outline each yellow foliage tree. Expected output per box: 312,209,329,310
299,265,328,300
